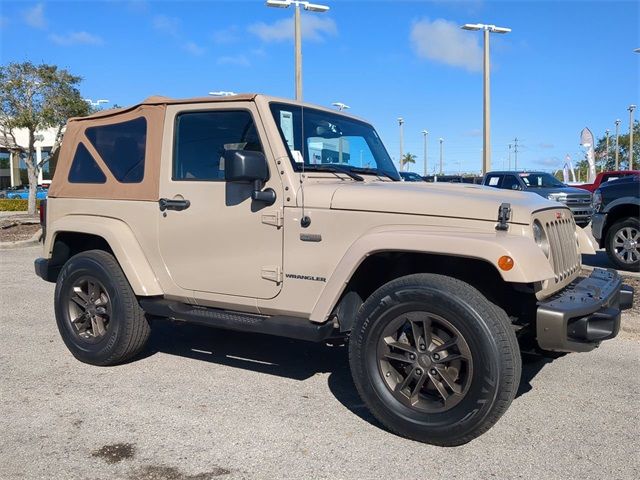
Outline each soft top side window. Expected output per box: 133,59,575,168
85,117,147,183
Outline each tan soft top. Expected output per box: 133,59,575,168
68,93,258,122
49,93,367,201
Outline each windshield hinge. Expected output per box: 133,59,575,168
261,210,284,228
261,266,282,283
496,203,511,231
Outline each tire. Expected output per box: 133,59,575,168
605,217,640,271
349,273,521,446
54,250,150,366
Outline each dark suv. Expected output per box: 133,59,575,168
482,171,593,227
591,175,640,271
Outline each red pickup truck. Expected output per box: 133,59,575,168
575,170,640,192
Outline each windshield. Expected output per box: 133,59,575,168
269,102,400,180
519,172,565,188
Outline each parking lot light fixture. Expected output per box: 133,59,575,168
461,23,511,175
332,102,350,111
84,99,110,108
439,137,444,174
265,0,330,101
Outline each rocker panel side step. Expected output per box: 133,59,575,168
139,298,335,342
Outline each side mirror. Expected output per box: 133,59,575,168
511,184,521,190
224,150,276,205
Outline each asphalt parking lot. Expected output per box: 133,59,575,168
1,245,639,480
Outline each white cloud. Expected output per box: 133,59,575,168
217,55,251,67
248,16,337,43
50,31,104,46
184,41,205,56
24,3,46,29
153,14,180,37
410,18,482,72
212,25,239,44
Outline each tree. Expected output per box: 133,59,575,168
0,62,91,214
575,120,640,180
400,152,417,171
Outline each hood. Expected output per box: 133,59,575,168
299,181,558,224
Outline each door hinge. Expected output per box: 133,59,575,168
261,210,284,228
261,266,282,283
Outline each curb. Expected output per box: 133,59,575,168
0,228,42,249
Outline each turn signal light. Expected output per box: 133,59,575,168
498,256,514,271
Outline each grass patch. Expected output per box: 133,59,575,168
0,199,41,211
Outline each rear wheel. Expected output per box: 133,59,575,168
349,273,521,446
54,250,150,365
605,217,640,271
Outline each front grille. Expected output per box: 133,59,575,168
546,218,581,283
563,193,592,208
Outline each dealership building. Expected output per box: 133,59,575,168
0,127,58,189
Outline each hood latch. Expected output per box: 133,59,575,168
496,203,512,231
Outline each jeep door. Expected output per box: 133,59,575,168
158,103,283,299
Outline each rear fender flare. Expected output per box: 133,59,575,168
47,215,162,296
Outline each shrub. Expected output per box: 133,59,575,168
0,199,41,211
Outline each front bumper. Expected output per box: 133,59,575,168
537,268,634,352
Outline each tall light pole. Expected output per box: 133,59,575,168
439,138,444,174
461,23,511,175
266,0,330,101
421,130,429,176
508,143,512,170
629,104,636,170
615,119,621,169
398,117,404,170
605,129,610,165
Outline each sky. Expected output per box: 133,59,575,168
1,0,638,174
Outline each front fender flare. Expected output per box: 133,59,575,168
309,228,554,323
47,215,162,296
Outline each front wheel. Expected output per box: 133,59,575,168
605,217,640,271
349,274,521,446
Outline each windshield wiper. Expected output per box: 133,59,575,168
350,167,399,181
303,164,364,181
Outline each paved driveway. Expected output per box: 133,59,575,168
1,246,639,480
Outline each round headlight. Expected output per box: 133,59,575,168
533,220,550,257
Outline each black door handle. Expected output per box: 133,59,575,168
159,198,191,211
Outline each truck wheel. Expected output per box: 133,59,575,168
54,250,150,366
605,217,640,271
349,273,521,446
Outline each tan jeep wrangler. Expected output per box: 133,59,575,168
35,94,634,446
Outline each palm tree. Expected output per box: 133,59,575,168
400,152,417,171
